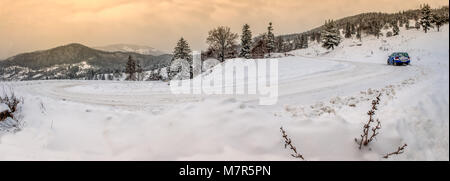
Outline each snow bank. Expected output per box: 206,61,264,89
0,25,448,161
0,103,9,113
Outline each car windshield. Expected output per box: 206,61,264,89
396,53,409,57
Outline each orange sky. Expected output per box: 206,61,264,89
0,0,448,59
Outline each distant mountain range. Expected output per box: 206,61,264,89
94,44,167,56
0,43,172,81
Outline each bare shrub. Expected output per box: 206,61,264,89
1,88,22,114
383,144,407,159
0,109,13,121
280,127,305,160
355,93,382,149
0,86,24,131
40,101,47,114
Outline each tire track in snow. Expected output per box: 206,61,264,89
13,56,422,111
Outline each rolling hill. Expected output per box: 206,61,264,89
0,43,172,80
94,44,167,56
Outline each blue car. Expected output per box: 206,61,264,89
387,52,410,66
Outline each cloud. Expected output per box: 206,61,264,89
0,0,448,59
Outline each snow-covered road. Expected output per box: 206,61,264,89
11,56,419,109
0,25,448,161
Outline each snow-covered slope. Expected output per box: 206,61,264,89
0,25,448,160
0,43,172,81
94,44,167,56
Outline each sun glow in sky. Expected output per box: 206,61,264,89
0,0,448,58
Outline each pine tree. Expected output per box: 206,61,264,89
371,21,382,39
351,24,356,35
275,36,283,53
356,25,362,41
415,21,421,30
136,61,143,81
266,22,275,56
321,20,341,50
173,37,192,63
294,36,302,49
432,14,444,32
393,24,400,36
90,70,95,80
304,35,308,48
315,32,321,43
310,33,316,43
171,37,193,79
386,31,393,37
344,22,352,38
240,24,253,59
419,4,434,33
125,55,136,81
300,34,308,48
298,35,304,49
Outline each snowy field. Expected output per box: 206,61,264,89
0,25,448,160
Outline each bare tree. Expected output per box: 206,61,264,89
206,26,239,62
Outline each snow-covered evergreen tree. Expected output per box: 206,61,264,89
415,21,421,30
356,25,362,41
344,22,352,38
136,61,143,81
300,34,308,49
282,41,291,53
294,36,302,49
432,14,444,32
370,21,382,39
240,24,253,59
315,32,322,43
419,4,434,33
386,31,393,37
125,55,136,81
321,20,341,50
351,24,356,35
171,37,193,79
275,36,284,53
266,22,275,56
393,24,400,36
172,37,192,63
